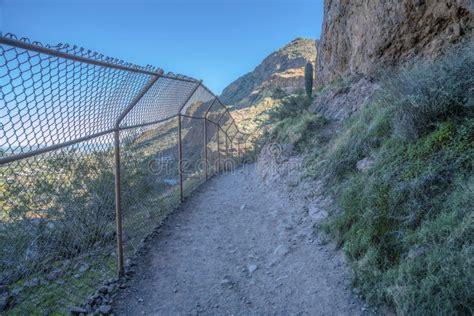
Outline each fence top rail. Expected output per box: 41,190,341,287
0,33,199,83
0,32,255,166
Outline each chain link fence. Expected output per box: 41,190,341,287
0,33,253,313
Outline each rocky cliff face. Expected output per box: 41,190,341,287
220,38,317,108
316,0,473,84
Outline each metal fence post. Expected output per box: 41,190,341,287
177,81,202,202
113,129,125,276
225,135,228,170
225,133,229,159
238,141,241,162
231,139,234,161
178,114,184,202
204,118,208,180
203,97,217,178
217,128,221,173
113,74,160,276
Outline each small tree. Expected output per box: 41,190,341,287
304,62,314,98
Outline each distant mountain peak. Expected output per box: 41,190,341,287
220,38,317,108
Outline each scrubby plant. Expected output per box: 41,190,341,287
0,150,117,283
310,43,473,181
272,112,327,148
267,94,311,121
328,118,474,314
304,62,314,98
0,120,197,312
265,94,327,152
306,99,392,181
382,44,474,141
312,42,474,314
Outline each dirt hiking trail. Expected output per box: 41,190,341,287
114,164,370,315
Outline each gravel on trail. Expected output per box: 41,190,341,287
113,164,369,315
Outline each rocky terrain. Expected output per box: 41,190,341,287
261,1,473,314
309,0,473,121
310,75,379,120
316,0,473,84
220,38,317,109
219,38,318,137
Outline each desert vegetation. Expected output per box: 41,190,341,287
264,43,474,314
265,94,327,153
0,113,231,313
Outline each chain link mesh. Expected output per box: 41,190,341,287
0,33,254,313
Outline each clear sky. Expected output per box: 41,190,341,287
0,0,324,94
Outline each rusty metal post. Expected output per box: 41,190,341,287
226,135,229,158
231,140,234,161
113,129,124,276
178,114,184,202
217,128,221,173
176,81,202,202
225,134,228,170
113,74,160,277
238,141,241,162
204,118,208,180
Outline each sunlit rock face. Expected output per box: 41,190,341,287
316,0,473,84
220,38,317,109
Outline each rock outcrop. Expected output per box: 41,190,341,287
316,0,473,84
220,38,317,108
310,75,379,120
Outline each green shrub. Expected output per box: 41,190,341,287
310,42,473,182
267,94,312,122
389,176,474,315
307,99,392,181
382,43,474,141
266,94,327,151
272,112,327,149
317,43,474,314
0,151,117,283
261,42,473,314
326,117,474,314
272,87,287,99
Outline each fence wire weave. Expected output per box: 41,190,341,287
0,33,252,314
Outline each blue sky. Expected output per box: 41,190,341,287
0,0,324,94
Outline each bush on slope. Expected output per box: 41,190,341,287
267,42,474,314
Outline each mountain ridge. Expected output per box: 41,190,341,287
220,37,317,109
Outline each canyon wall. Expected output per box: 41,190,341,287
316,0,473,84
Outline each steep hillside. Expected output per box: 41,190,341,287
219,38,317,136
220,38,317,109
316,0,473,84
310,0,473,121
259,1,474,314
